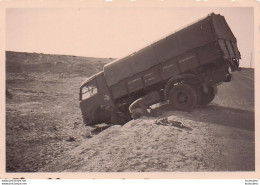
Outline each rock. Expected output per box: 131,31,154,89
73,122,80,128
66,136,76,142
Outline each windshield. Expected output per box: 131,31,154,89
80,80,98,100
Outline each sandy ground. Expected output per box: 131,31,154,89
40,114,254,172
5,51,254,172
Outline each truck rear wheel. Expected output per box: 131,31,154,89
198,86,216,105
169,83,197,111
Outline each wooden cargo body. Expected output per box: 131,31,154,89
103,13,240,100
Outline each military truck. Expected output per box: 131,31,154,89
79,13,240,125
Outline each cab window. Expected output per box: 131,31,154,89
81,82,98,100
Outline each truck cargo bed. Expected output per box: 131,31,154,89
104,13,240,88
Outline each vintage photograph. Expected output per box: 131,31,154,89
4,3,255,174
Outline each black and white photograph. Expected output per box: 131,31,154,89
2,0,258,178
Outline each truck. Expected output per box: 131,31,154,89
79,13,241,126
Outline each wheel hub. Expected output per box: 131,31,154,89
177,92,188,104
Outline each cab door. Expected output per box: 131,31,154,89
80,77,101,114
96,72,114,107
80,72,114,116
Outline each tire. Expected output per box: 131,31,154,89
198,86,216,105
110,112,128,125
83,116,93,126
84,107,110,126
168,83,198,111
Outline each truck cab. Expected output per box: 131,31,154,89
79,72,114,125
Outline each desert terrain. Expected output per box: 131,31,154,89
5,51,254,172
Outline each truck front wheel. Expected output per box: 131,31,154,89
169,83,197,111
83,116,93,126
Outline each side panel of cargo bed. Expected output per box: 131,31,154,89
105,13,240,100
110,43,223,99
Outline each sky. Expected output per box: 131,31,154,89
6,6,254,67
